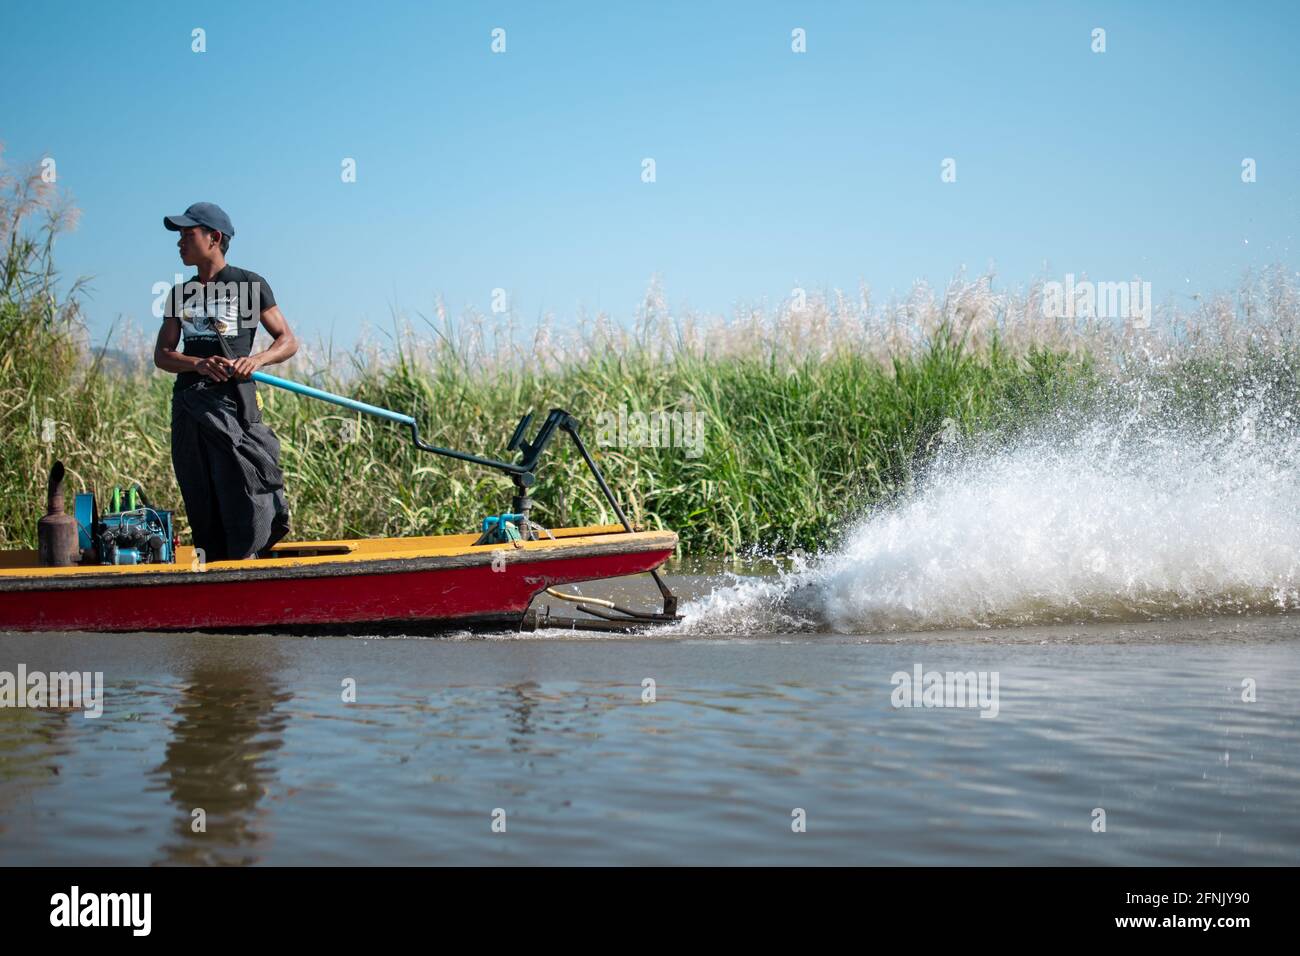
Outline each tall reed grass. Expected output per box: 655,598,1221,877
3,152,1297,554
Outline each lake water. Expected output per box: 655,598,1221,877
9,353,1300,865
2,566,1298,865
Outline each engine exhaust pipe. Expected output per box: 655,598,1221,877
37,461,79,567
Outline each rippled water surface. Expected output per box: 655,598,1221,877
10,343,1300,865
2,600,1298,865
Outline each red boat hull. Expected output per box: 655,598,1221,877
0,528,677,633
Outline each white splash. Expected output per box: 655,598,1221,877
681,384,1300,634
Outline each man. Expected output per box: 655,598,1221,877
153,202,297,561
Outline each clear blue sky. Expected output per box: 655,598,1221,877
2,0,1297,349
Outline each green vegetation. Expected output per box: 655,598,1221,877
5,156,1296,555
1,326,1096,555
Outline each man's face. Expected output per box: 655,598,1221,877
176,225,218,266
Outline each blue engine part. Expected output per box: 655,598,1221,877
74,489,176,565
478,512,526,544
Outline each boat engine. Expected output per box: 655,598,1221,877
476,512,527,544
74,486,177,565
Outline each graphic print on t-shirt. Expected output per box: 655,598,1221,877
179,289,242,343
168,267,274,391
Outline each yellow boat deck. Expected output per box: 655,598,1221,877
0,524,673,580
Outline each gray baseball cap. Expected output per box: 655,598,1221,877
163,202,235,238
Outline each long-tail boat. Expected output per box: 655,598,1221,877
0,373,680,635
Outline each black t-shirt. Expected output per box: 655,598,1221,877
163,264,276,391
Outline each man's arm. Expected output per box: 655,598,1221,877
154,315,231,381
228,306,298,380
